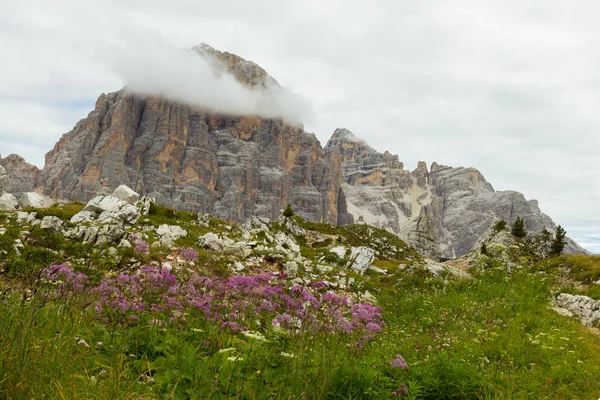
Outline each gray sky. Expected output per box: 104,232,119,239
1,0,599,252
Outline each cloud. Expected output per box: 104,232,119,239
110,31,312,125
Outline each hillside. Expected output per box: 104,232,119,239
1,186,600,398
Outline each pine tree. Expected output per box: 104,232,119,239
282,203,294,218
551,225,566,256
511,216,526,238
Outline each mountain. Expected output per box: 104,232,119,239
4,44,586,257
40,45,351,225
325,128,585,257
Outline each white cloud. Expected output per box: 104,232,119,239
110,32,311,125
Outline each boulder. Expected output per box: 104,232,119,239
81,195,140,224
19,192,47,208
198,213,211,227
40,216,63,231
283,261,300,279
137,196,156,216
111,185,139,204
155,224,188,247
348,246,376,274
222,242,251,258
198,232,234,252
329,246,347,259
70,211,97,223
0,193,18,210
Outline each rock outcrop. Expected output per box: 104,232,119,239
40,45,348,226
0,154,41,196
325,128,586,258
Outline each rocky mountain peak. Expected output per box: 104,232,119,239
191,43,278,89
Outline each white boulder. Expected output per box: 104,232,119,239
348,246,376,274
0,193,18,210
155,224,188,247
40,216,63,231
20,192,47,208
111,185,139,204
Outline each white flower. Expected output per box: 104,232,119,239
227,356,243,362
218,347,237,354
280,352,296,358
242,331,267,342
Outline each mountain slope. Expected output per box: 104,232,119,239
325,128,586,258
40,46,349,225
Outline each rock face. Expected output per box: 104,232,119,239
41,45,348,225
554,293,600,327
0,165,8,193
0,154,41,196
325,128,586,258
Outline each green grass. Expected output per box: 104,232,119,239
2,203,600,398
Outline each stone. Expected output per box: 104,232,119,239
273,232,300,255
107,247,119,258
137,196,156,216
329,246,347,259
70,211,97,223
40,216,63,231
283,261,298,278
198,213,211,227
0,193,18,210
223,242,251,258
554,293,600,327
155,224,188,248
347,246,376,274
111,185,139,204
118,239,132,248
83,195,140,224
19,192,47,209
198,232,234,252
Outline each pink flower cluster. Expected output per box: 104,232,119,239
41,264,89,298
39,265,386,345
178,247,199,261
133,240,149,255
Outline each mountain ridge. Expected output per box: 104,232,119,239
0,45,588,257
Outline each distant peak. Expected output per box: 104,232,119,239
330,128,366,143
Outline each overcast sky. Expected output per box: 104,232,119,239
1,0,599,252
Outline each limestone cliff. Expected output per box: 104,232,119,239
325,128,586,258
40,45,348,224
0,154,41,196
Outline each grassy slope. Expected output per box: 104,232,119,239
1,205,600,399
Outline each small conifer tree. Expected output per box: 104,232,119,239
481,243,488,255
493,220,507,232
511,216,526,238
283,203,294,218
551,225,566,256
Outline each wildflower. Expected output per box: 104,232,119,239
390,354,408,369
218,348,237,354
280,352,296,358
134,240,149,255
178,247,199,261
227,356,243,362
242,331,267,342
